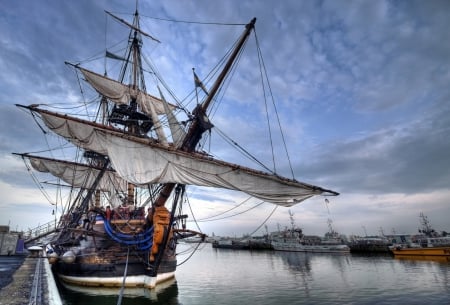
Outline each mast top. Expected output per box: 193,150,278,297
105,10,161,43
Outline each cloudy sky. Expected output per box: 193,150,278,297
0,0,449,237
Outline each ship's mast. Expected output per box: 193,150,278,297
153,17,257,208
148,18,257,273
106,10,150,207
128,11,141,206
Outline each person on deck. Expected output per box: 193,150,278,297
105,206,112,221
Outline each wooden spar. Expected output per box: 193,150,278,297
12,152,104,169
133,30,138,90
200,18,256,114
154,18,257,208
182,18,257,152
173,228,207,239
105,10,161,43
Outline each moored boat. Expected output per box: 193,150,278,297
212,237,272,250
390,213,450,258
270,211,349,253
348,236,392,253
390,237,450,257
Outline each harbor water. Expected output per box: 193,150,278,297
53,244,449,304
0,256,25,288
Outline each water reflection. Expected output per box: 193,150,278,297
274,251,313,297
275,251,312,274
56,247,450,305
58,278,179,305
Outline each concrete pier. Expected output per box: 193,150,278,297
0,256,62,305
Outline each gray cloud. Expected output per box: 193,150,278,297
0,0,449,234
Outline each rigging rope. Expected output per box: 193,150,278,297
254,30,296,179
191,26,293,181
73,68,88,116
194,196,252,222
248,205,278,236
116,247,130,305
193,201,265,222
185,195,202,233
214,126,274,174
176,241,203,267
140,14,246,26
21,157,55,206
256,30,276,174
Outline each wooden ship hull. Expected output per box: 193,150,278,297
49,214,178,288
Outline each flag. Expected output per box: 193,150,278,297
193,70,209,96
106,50,127,62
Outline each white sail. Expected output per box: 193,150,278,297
28,155,127,194
158,86,186,148
79,68,175,115
39,110,336,207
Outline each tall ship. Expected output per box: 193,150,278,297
270,211,349,253
14,6,338,289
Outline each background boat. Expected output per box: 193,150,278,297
270,211,349,253
390,213,450,258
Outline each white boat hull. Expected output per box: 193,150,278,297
58,271,175,289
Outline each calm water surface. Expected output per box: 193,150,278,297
58,243,450,304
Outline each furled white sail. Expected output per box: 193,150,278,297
39,110,336,207
28,155,127,194
79,68,175,115
158,86,186,148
